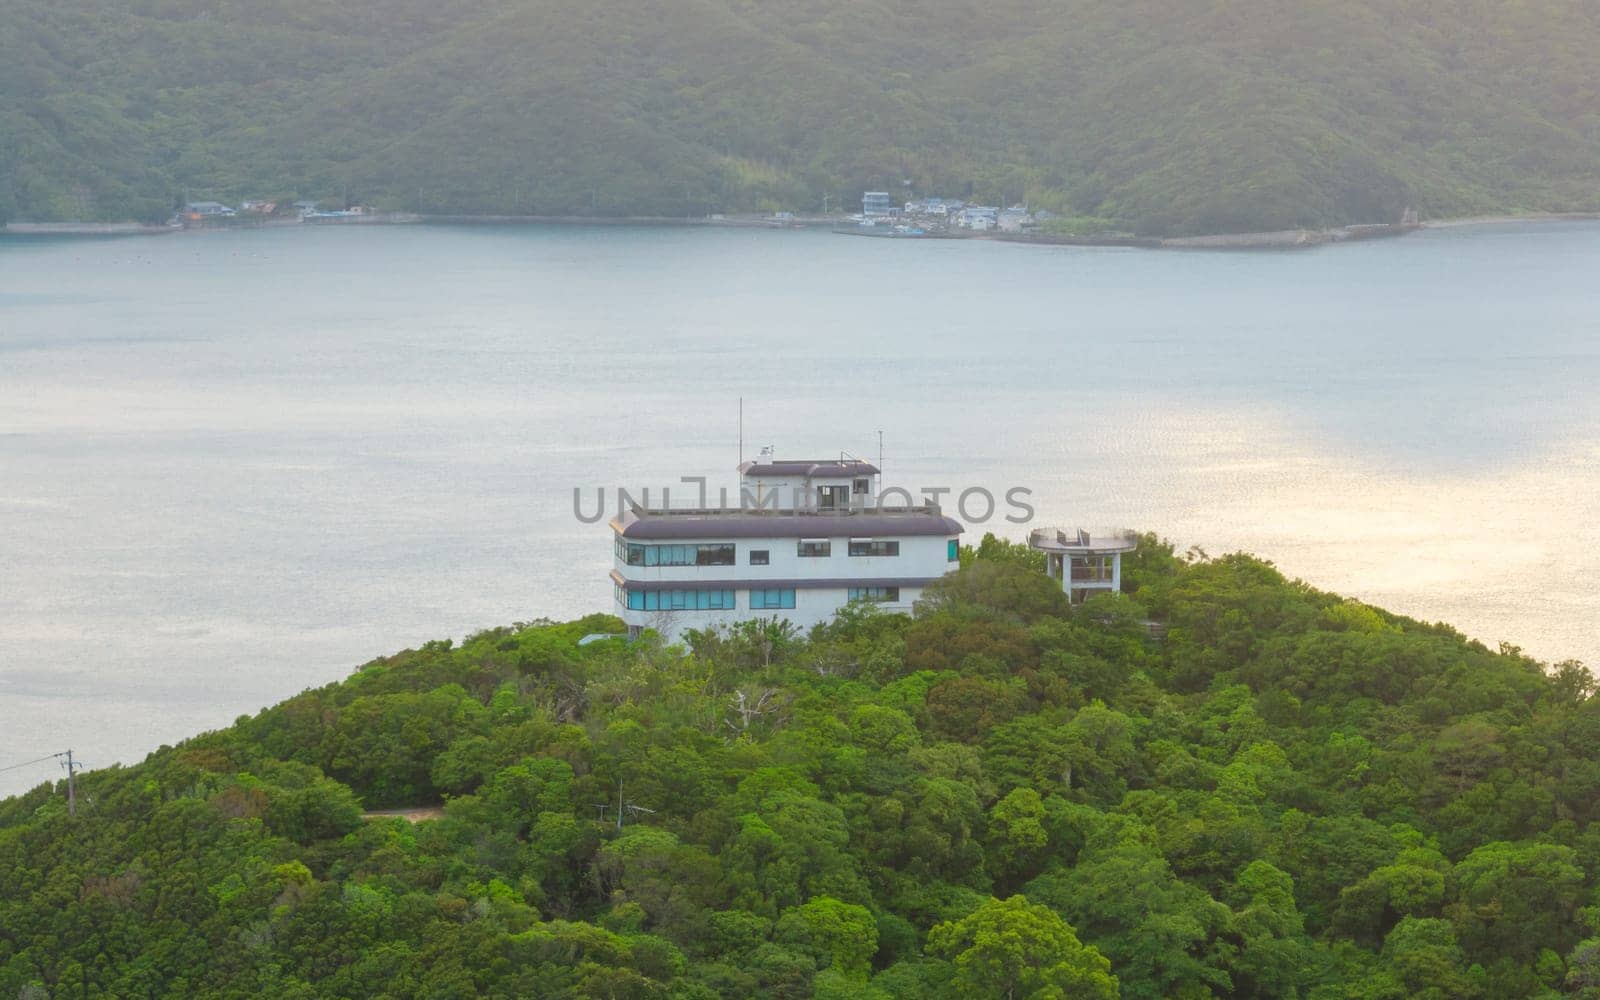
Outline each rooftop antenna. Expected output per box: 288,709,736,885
738,397,743,465
878,430,884,474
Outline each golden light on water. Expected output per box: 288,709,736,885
1123,409,1600,666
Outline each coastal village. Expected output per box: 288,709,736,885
6,189,1421,250
162,190,1044,235
845,191,1055,236
171,199,416,228
827,190,1422,247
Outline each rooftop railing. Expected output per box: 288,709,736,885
1028,527,1139,549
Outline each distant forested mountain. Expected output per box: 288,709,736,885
2,0,1599,233
4,538,1600,997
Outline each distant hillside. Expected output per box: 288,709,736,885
3,0,1600,233
4,538,1600,998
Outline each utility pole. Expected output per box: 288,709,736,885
58,750,80,817
0,751,82,815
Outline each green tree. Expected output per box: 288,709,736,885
926,895,1118,1000
775,896,878,979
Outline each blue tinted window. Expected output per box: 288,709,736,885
750,588,795,610
848,587,899,603
623,588,734,612
623,543,735,566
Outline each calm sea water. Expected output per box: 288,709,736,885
3,221,1598,794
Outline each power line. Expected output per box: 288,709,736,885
0,753,64,774
1,750,84,816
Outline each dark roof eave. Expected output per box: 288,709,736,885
612,513,962,540
611,569,945,592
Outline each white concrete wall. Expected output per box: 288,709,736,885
615,532,954,585
738,473,877,510
613,530,956,640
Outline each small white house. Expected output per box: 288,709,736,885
610,458,963,640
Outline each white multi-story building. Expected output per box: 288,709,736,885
1029,527,1138,604
610,458,963,639
862,192,896,218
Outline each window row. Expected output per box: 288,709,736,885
614,585,914,612
800,539,902,558
615,540,736,567
847,540,899,557
617,536,958,563
848,586,900,603
620,588,738,612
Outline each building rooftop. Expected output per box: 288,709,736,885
737,459,879,478
1028,527,1138,554
612,505,961,540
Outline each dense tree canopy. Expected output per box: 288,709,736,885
3,534,1599,998
2,0,1599,231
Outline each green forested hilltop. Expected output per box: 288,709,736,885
3,0,1600,233
4,538,1600,998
